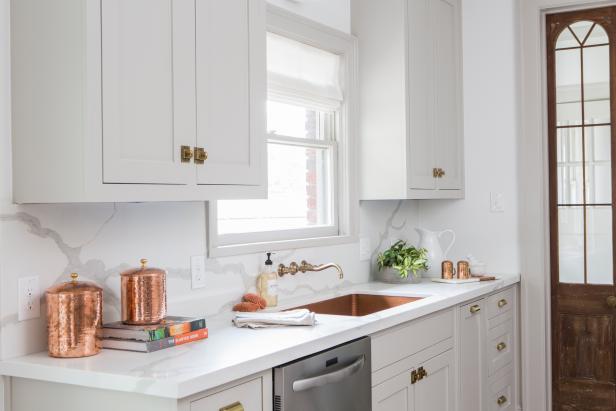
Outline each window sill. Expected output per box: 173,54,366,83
208,233,357,258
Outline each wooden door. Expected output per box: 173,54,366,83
195,0,266,185
372,369,414,411
547,7,616,410
414,350,455,411
101,0,196,184
459,300,484,411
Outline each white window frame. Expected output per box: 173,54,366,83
207,5,358,258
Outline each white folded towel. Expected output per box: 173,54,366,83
233,309,316,329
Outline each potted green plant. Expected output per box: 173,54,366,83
376,240,429,283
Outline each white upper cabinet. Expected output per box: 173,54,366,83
352,0,464,200
195,0,265,185
102,0,196,185
10,0,266,203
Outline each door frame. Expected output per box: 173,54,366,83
520,1,616,410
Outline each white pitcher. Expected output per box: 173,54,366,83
415,228,456,277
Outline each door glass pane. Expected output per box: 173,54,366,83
583,45,610,124
559,206,585,283
556,27,579,49
557,127,584,204
556,48,582,125
587,206,613,284
585,126,612,204
570,20,594,43
586,24,609,46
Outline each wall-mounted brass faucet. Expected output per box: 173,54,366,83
278,260,344,280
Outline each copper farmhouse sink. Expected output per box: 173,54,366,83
291,294,424,317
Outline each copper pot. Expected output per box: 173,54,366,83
121,259,167,325
46,273,103,358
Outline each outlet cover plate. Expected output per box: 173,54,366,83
191,256,207,289
18,276,40,321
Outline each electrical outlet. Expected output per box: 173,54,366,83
359,237,372,261
18,276,40,321
191,256,207,289
490,192,505,213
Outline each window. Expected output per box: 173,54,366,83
208,7,358,256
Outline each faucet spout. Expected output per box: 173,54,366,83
300,261,344,279
278,261,344,279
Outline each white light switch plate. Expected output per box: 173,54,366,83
490,192,505,213
359,237,372,261
191,256,207,289
18,276,40,321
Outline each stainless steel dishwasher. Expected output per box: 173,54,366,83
273,337,371,411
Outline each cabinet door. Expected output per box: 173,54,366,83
101,0,196,184
195,0,266,185
407,0,437,191
432,0,463,190
373,370,414,411
414,350,455,411
459,301,484,411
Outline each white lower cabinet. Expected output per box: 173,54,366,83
190,375,265,411
458,286,519,411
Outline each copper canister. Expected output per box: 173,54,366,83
441,260,455,279
457,260,471,279
121,259,167,325
46,273,103,358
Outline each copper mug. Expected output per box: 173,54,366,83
441,260,455,279
457,260,471,279
121,259,167,325
46,273,103,358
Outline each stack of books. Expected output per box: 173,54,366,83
101,316,208,353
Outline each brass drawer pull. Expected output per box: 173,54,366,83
411,366,428,384
497,395,507,406
497,342,507,351
470,304,481,314
497,299,508,308
220,402,244,411
194,147,208,164
181,145,193,162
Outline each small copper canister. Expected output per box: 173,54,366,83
121,259,167,325
457,260,471,279
46,273,103,358
442,260,455,279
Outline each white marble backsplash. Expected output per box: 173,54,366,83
0,200,417,360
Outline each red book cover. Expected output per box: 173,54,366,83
174,328,208,346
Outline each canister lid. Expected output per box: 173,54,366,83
120,259,166,277
46,273,103,295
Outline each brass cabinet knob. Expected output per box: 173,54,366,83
497,395,508,406
418,366,428,379
470,304,481,314
497,342,507,352
181,145,193,162
607,296,616,308
433,168,439,178
194,147,208,164
438,168,445,178
498,299,508,308
220,402,244,411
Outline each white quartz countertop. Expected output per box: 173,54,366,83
0,275,520,399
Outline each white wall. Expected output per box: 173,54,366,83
416,0,520,274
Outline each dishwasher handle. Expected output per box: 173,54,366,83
292,355,366,392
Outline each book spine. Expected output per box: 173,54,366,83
173,328,208,347
148,318,207,341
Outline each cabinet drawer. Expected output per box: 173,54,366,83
191,377,262,411
372,309,454,371
487,318,514,376
487,288,514,319
487,370,514,411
